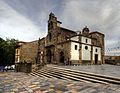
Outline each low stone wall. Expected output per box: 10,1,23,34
71,60,80,65
15,63,32,73
105,60,120,65
82,60,91,65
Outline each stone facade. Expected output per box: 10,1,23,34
15,40,38,72
37,13,105,65
15,13,105,72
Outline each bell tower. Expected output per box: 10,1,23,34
48,12,62,32
47,12,62,44
48,12,57,32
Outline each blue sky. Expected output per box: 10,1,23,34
0,0,120,54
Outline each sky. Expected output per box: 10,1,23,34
0,0,120,55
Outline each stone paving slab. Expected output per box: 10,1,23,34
58,64,120,78
0,72,120,93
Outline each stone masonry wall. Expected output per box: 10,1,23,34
20,40,38,64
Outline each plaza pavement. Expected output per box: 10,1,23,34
0,71,120,93
59,64,120,78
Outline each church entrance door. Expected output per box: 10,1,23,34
47,50,52,63
95,54,98,64
60,51,64,64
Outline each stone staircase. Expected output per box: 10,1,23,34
29,65,120,85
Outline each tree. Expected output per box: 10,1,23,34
0,37,17,66
0,37,6,66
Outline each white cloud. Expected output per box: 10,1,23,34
0,0,120,52
60,0,120,50
101,5,112,20
0,0,45,41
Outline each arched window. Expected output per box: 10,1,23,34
60,51,64,63
96,49,97,52
75,45,77,50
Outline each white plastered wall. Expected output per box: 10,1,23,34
82,44,91,60
93,46,101,61
71,36,79,41
81,36,91,44
70,42,79,60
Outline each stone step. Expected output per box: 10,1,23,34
49,66,120,84
46,67,108,84
50,66,120,81
31,68,55,79
30,66,120,85
29,71,47,78
36,68,71,80
31,67,106,84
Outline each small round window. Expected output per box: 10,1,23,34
85,46,88,50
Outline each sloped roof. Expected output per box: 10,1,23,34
60,27,76,34
90,31,104,36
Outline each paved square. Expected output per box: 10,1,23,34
0,71,120,93
59,64,120,78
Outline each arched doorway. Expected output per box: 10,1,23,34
47,49,52,63
60,51,64,64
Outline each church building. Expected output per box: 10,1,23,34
37,13,105,65
15,13,105,72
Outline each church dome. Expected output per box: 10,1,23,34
82,26,89,33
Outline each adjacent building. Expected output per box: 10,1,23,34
15,40,38,72
105,56,120,65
